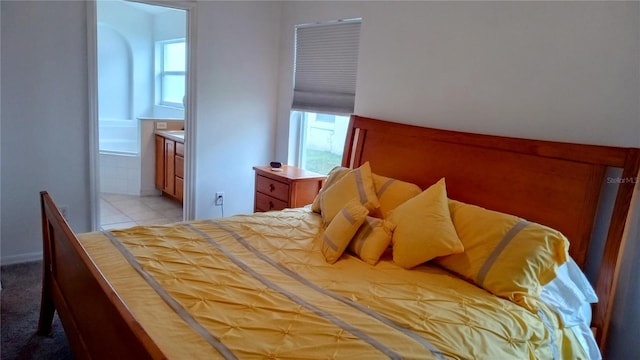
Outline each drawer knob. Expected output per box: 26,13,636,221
269,201,274,209
269,184,275,192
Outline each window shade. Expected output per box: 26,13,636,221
292,20,361,114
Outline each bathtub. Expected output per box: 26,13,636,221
99,118,141,195
99,118,139,155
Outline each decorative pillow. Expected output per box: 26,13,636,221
348,216,396,265
370,174,422,218
320,162,379,225
311,166,351,213
388,178,463,269
436,200,570,312
321,199,369,264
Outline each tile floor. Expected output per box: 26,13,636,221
100,193,183,230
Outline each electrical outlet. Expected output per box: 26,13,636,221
215,192,224,206
156,122,168,129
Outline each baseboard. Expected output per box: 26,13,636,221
1,252,43,266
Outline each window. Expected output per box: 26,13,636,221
297,111,350,175
157,39,186,108
291,19,361,174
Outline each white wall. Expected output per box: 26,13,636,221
193,1,281,219
356,1,639,146
98,1,154,120
154,7,186,41
1,1,92,263
275,2,639,359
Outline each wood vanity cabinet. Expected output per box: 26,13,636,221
155,134,184,203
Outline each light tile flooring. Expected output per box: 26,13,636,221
100,193,183,230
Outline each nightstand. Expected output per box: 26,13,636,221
253,165,326,212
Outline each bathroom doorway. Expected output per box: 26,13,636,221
90,0,194,230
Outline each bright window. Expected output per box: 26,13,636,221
158,39,186,108
297,111,350,175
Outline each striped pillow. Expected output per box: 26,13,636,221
321,199,369,264
349,216,395,265
311,166,351,213
370,174,422,218
320,162,379,225
436,200,569,312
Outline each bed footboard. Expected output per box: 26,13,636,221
39,191,164,359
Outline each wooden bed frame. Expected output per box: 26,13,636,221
39,115,639,358
38,194,164,359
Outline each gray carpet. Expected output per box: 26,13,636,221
1,261,73,359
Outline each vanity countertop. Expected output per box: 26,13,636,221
155,130,184,142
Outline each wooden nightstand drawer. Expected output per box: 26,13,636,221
253,165,326,213
255,175,289,201
255,192,288,212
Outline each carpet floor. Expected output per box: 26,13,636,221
1,261,73,359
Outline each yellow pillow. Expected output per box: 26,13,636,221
320,162,379,224
436,200,569,311
370,174,422,218
348,216,396,265
311,166,351,213
388,178,463,269
321,199,369,264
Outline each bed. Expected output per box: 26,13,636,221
38,115,639,359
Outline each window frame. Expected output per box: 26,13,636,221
291,19,361,174
157,38,186,109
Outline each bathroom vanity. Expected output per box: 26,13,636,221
155,130,184,203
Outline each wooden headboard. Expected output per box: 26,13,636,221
342,115,639,348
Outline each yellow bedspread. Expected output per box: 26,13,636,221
80,208,587,359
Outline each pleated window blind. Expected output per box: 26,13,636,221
292,20,361,115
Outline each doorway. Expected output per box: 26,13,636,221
89,0,195,230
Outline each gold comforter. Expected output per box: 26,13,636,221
80,208,586,359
